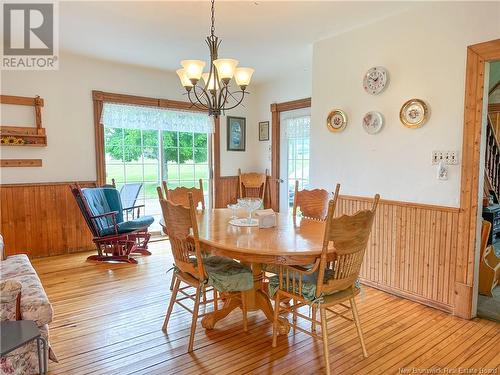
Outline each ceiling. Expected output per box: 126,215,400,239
60,1,415,83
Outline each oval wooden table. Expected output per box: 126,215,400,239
194,208,326,334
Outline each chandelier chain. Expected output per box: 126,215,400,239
210,0,215,37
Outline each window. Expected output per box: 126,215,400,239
102,103,212,232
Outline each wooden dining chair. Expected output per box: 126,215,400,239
238,168,268,201
160,179,205,209
157,181,205,291
270,188,380,375
160,193,253,352
293,180,332,221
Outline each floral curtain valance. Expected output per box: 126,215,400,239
101,103,213,134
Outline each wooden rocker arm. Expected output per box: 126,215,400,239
122,204,145,211
123,204,144,220
90,211,119,220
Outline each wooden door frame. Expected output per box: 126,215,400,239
92,90,220,206
270,98,311,211
455,39,500,318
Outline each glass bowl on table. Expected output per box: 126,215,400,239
237,197,262,225
227,203,240,219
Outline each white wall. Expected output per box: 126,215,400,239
0,51,259,183
218,94,262,176
311,2,500,207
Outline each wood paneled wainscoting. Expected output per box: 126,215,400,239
336,196,460,313
0,182,95,257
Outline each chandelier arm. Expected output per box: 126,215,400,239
222,90,247,111
186,90,209,111
192,84,213,109
217,82,228,109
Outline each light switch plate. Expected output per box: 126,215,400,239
432,151,459,165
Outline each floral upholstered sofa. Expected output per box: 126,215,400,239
0,236,56,374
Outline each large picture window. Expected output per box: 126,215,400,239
102,103,212,232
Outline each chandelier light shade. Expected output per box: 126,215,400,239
177,0,254,117
176,69,193,89
234,67,255,88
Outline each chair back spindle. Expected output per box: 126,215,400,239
159,193,205,281
317,188,379,297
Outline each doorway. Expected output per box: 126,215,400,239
476,59,500,322
278,108,311,214
270,98,311,212
458,39,500,319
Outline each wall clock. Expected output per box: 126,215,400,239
326,109,347,132
362,111,384,134
363,66,389,95
400,99,429,128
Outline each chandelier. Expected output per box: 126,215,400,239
176,0,254,118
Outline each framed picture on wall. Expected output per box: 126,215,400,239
259,121,269,141
227,116,246,151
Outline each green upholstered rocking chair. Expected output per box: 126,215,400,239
71,183,154,264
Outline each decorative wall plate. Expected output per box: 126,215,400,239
363,66,389,95
400,99,429,128
362,111,384,134
326,109,347,132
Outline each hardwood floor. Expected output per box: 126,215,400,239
32,240,500,375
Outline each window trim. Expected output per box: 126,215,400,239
92,90,220,205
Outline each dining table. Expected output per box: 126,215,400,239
190,208,327,335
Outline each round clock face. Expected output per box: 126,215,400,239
363,67,389,95
362,111,384,134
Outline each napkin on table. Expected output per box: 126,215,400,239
254,209,276,228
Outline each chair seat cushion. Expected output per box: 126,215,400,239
203,256,253,293
100,216,154,236
268,269,359,301
268,271,360,303
268,272,324,301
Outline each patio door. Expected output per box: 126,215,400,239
102,104,212,232
278,108,311,214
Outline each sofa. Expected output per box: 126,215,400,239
0,236,56,374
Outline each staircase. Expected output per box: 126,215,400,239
485,115,500,201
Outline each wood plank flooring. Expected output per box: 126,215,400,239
32,240,500,375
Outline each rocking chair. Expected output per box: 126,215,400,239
71,184,154,264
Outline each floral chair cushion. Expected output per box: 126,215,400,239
12,274,53,327
0,280,21,321
0,254,36,280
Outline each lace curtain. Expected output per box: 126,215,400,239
284,115,310,138
101,103,213,133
